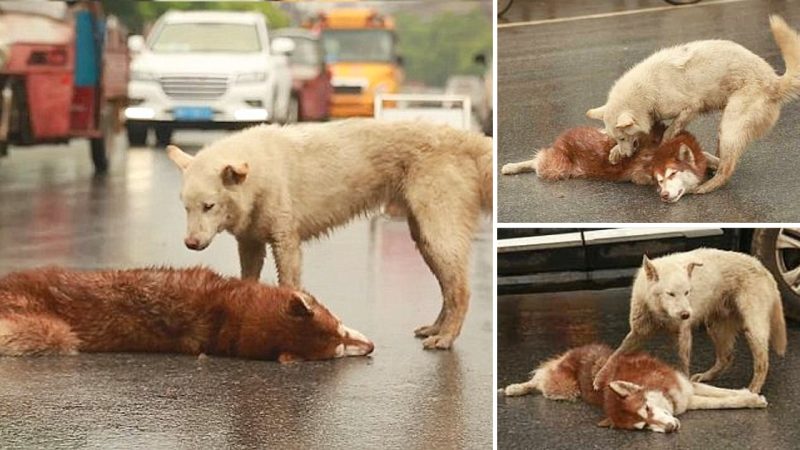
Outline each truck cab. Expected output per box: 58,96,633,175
125,10,294,146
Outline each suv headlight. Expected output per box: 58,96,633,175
131,70,157,81
236,72,267,83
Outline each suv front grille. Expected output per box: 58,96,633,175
160,75,229,100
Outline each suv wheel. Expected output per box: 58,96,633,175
126,123,148,147
751,228,800,321
154,125,173,147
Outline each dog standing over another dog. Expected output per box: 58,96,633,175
167,119,493,350
593,249,787,394
587,15,800,194
502,344,768,433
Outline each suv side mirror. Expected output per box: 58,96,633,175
271,37,295,55
128,35,145,54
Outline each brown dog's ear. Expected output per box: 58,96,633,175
615,111,636,130
586,105,606,120
597,417,614,428
221,163,249,186
687,262,703,277
643,255,659,282
166,145,193,171
288,291,314,317
609,380,642,398
678,143,695,164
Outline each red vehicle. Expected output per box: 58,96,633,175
272,28,332,122
0,2,128,173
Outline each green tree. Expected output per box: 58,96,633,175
395,8,491,87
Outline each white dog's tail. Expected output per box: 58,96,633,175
771,298,788,356
770,15,800,102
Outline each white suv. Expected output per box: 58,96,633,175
125,10,294,146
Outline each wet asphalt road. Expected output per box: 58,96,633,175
498,0,800,223
497,288,800,449
0,132,493,449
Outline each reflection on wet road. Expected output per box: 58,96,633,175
498,288,800,449
0,132,492,448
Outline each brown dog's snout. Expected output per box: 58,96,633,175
184,237,201,250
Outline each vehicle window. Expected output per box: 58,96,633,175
321,29,394,63
288,38,319,66
151,23,261,53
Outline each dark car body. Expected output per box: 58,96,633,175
497,228,800,320
273,29,331,122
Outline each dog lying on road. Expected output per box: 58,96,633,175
587,15,800,194
167,119,493,350
502,344,767,433
501,122,718,202
0,266,374,362
594,249,787,393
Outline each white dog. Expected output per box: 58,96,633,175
587,15,800,193
593,249,787,393
167,119,492,350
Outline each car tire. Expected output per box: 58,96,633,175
751,228,800,321
287,94,300,124
155,125,173,147
90,137,108,174
126,123,148,147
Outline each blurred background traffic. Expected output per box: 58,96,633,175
0,0,492,173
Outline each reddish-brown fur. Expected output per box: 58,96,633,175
538,344,682,430
0,266,373,362
530,124,707,185
651,132,708,180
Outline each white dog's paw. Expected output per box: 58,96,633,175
609,145,632,165
422,334,454,350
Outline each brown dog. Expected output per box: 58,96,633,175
0,266,373,362
501,124,718,202
502,344,767,433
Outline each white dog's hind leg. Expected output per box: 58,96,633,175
691,318,737,382
695,94,780,194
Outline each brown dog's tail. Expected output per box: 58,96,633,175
770,15,800,102
771,298,788,356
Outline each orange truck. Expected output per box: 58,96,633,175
305,8,402,117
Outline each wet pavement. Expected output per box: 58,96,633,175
498,0,800,222
0,132,493,449
497,288,800,449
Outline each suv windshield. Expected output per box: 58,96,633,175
151,22,261,53
321,29,394,63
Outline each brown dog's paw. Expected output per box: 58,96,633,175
414,324,441,338
422,334,454,350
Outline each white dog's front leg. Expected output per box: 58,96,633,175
677,326,692,375
238,238,267,280
664,109,697,141
271,233,302,288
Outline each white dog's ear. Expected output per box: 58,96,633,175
609,380,642,398
615,111,636,130
221,163,249,186
678,143,695,164
586,105,606,120
643,255,659,282
166,145,193,171
687,262,703,277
